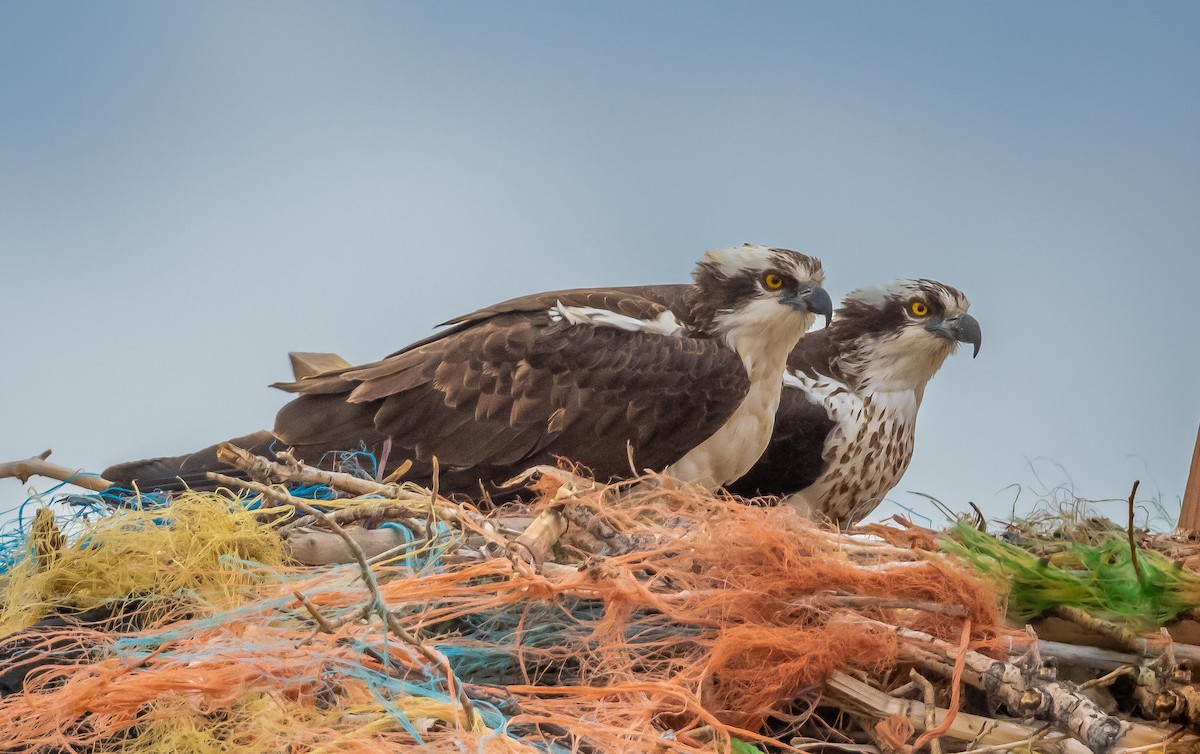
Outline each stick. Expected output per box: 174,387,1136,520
508,509,568,566
1029,639,1138,671
824,671,1092,754
1128,479,1143,584
0,450,113,492
217,443,416,499
850,618,1128,752
217,443,510,551
803,595,969,618
911,670,942,754
1030,620,1200,665
1049,606,1147,652
284,495,480,729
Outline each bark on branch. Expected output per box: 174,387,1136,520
0,450,112,493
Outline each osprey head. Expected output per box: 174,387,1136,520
689,244,831,342
832,279,981,389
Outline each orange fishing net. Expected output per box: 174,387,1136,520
0,474,1000,753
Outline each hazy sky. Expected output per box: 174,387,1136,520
2,2,1197,527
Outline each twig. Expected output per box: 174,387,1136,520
430,456,439,508
909,621,970,753
1049,606,1147,652
954,724,1054,754
218,442,414,498
1028,639,1138,671
293,591,335,632
804,595,968,618
1128,479,1143,583
968,502,987,530
276,501,438,538
1031,622,1200,666
285,495,480,729
207,472,310,511
217,443,509,551
1078,665,1133,691
0,450,113,492
910,670,942,754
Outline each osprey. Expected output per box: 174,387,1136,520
104,244,832,497
723,279,982,526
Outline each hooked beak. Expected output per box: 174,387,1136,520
926,313,982,357
783,284,833,328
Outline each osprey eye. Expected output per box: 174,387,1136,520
763,273,784,290
910,301,929,317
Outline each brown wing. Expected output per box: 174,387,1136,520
394,286,691,358
270,286,690,396
272,291,748,494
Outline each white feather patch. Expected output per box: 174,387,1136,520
702,244,775,277
547,301,683,336
781,370,807,390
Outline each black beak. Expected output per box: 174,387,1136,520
926,313,982,357
785,284,833,327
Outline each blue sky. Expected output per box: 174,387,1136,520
2,2,1197,526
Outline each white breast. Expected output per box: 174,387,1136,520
783,371,921,524
666,303,809,488
666,374,782,488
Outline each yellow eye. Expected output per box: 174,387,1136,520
910,301,929,317
763,273,784,290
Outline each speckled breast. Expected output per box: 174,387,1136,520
794,373,921,524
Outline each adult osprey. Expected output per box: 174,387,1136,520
723,279,982,526
104,244,832,497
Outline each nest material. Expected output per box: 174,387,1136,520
0,448,1196,753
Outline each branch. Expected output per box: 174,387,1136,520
216,443,509,552
848,617,1127,753
283,494,481,730
824,671,1092,754
0,450,113,492
1128,479,1143,584
217,442,417,499
802,594,969,618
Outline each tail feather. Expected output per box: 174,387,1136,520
102,430,277,494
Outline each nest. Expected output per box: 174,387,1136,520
0,446,1197,753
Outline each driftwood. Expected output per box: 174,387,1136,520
867,621,1127,752
829,670,1200,754
1030,618,1200,666
1033,639,1144,672
283,525,415,566
824,671,1094,754
508,508,568,566
0,450,113,493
